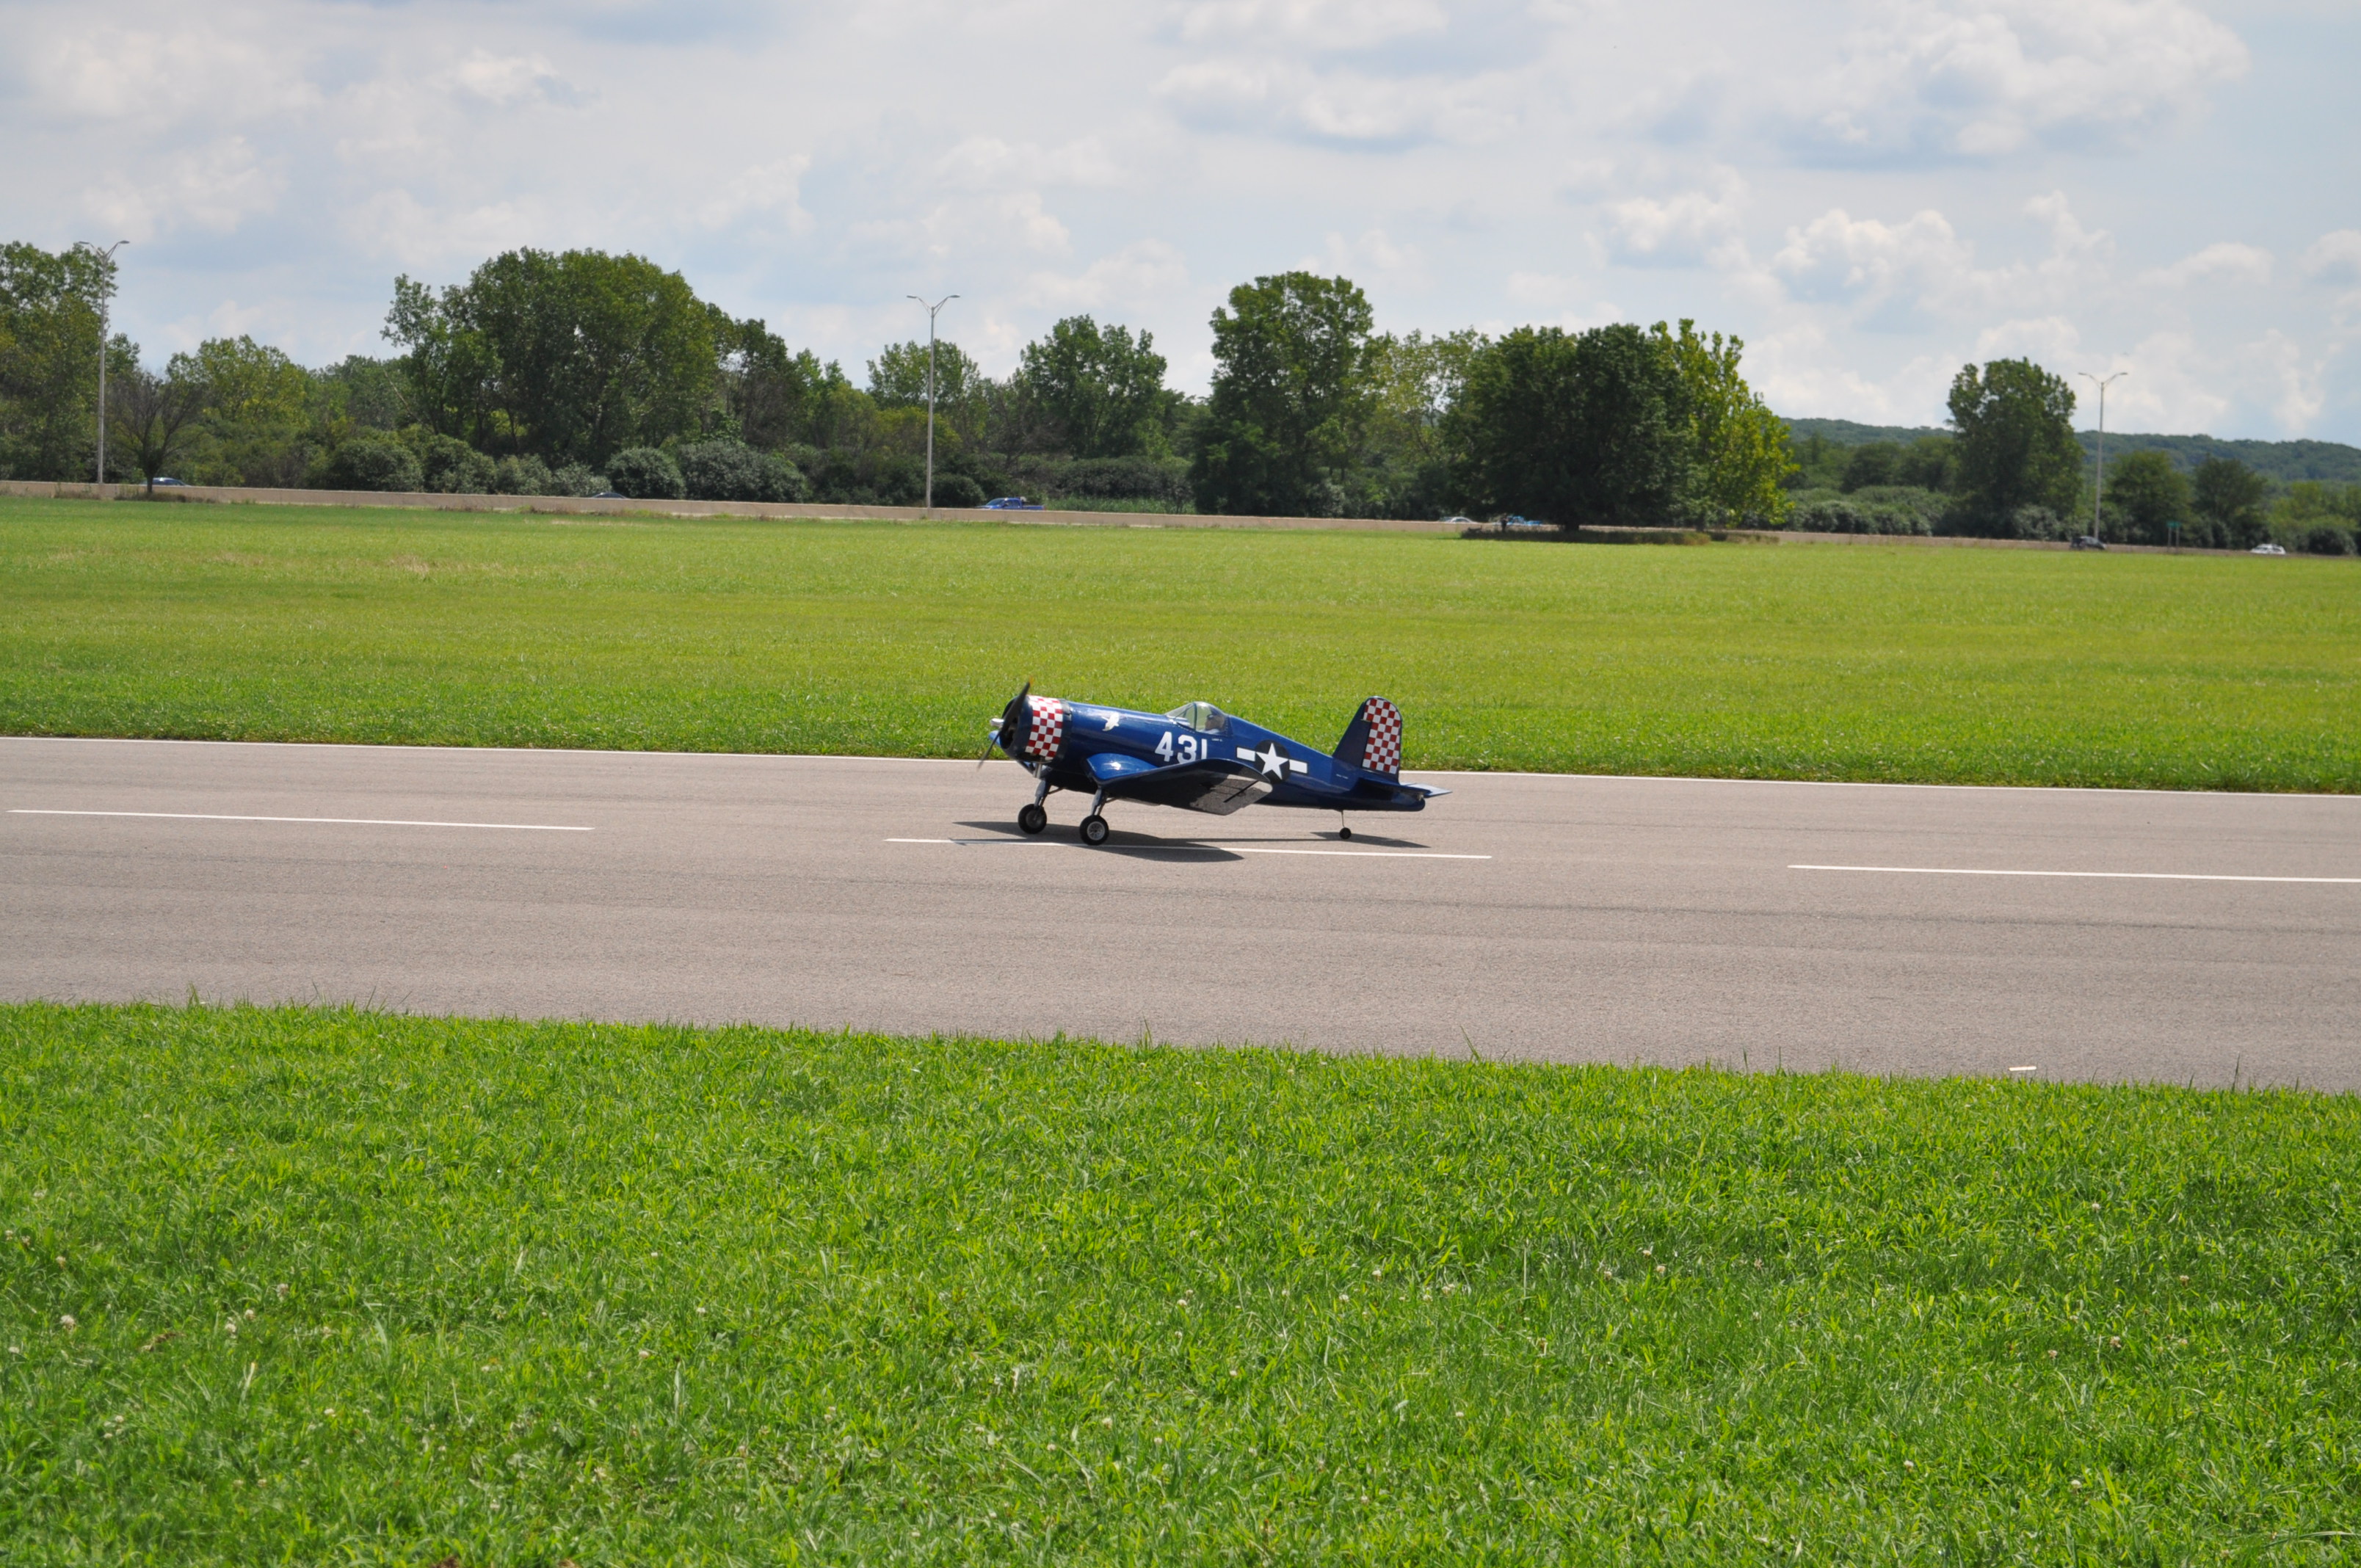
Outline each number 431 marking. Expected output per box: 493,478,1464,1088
1155,731,1203,763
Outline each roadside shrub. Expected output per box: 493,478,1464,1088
2006,504,2067,540
932,473,986,508
492,455,555,496
550,463,607,498
1790,498,1932,536
763,454,810,504
410,433,495,495
606,447,686,501
678,440,769,502
323,438,423,493
1055,455,1192,506
2302,523,2355,556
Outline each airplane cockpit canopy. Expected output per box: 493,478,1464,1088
1164,701,1230,734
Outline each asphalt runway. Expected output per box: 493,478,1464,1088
5,736,2357,1089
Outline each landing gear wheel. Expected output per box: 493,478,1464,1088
1079,813,1110,846
1338,824,1353,841
1017,803,1048,835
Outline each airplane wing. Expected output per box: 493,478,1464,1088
1084,752,1273,816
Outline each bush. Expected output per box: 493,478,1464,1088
1789,498,1932,536
606,448,685,501
492,455,555,496
407,432,494,496
932,474,986,509
2302,523,2355,556
2006,504,2067,541
678,440,768,502
323,438,423,493
550,463,607,498
1055,455,1192,506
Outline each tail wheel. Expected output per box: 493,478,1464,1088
1017,803,1048,835
1079,814,1109,846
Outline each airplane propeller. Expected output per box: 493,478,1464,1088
977,681,1030,769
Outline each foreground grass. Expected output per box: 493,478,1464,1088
4,1003,2358,1564
2,496,2357,790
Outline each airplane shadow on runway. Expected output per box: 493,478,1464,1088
953,820,1436,854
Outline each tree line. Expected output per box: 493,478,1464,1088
3,239,2351,551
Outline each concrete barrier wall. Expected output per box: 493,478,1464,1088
0,479,1465,535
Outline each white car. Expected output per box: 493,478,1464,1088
2250,542,2288,556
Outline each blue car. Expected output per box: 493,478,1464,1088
981,496,1043,510
988,685,1446,844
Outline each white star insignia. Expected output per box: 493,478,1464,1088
1254,743,1291,781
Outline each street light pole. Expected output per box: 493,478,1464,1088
2080,370,2127,541
77,239,130,487
907,293,957,514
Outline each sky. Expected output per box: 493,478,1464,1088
4,0,2357,441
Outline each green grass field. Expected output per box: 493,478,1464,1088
7,1004,2359,1564
3,496,2356,790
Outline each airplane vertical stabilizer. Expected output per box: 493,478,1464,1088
1332,697,1403,779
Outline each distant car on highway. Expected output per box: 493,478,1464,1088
590,490,626,500
148,476,186,487
1440,515,1475,525
2250,542,2288,556
2071,535,2106,551
1494,515,1549,530
982,496,1043,510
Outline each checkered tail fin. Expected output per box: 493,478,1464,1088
1333,697,1403,778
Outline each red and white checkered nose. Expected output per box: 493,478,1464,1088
1021,695,1068,763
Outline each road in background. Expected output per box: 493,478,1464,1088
5,738,2355,1089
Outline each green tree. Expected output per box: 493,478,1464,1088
1191,272,1374,517
1650,319,1792,526
1447,324,1689,527
0,242,120,479
181,336,319,487
1946,359,2081,535
1353,328,1484,518
719,321,853,452
385,250,720,465
1015,316,1169,459
2098,450,2191,545
868,337,985,445
2190,457,2270,549
108,357,211,486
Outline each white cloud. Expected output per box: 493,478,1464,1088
937,137,1125,190
1175,0,1450,48
2299,231,2361,286
1606,176,1747,266
449,52,585,109
29,22,319,127
1156,58,1512,144
1973,314,2081,363
1793,0,2247,160
2139,242,2272,289
79,137,283,241
1026,240,1194,312
1765,192,2108,323
693,159,812,233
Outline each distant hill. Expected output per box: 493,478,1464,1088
1782,417,2361,485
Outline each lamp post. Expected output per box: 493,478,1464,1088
907,293,957,513
2081,370,2127,541
77,240,129,487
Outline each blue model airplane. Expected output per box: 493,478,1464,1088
982,685,1446,844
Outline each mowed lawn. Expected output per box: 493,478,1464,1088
5,1003,2358,1564
2,496,2356,790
